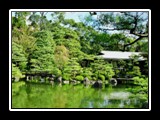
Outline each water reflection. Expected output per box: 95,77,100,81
12,82,143,108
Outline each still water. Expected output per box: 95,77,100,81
12,82,144,108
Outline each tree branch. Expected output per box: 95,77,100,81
131,32,148,37
120,12,136,18
123,36,143,51
138,12,144,18
98,28,129,31
99,27,148,37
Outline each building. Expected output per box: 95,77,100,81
97,50,148,76
97,51,146,61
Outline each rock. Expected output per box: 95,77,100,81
52,75,56,78
26,76,29,81
90,80,96,85
110,78,117,86
40,78,45,83
56,76,62,83
50,80,54,86
141,101,148,108
12,78,15,81
63,80,69,84
70,80,77,84
49,77,54,81
77,81,81,84
83,77,90,86
92,80,102,88
14,77,19,82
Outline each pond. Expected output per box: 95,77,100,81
12,82,146,108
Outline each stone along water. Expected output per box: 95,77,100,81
12,82,144,108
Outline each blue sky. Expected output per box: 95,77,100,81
47,12,90,22
12,11,148,19
12,12,90,22
12,11,148,25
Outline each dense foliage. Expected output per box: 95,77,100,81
12,12,149,104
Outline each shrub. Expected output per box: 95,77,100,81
99,71,105,75
82,68,93,77
92,77,97,81
126,66,141,77
12,63,24,82
75,75,84,81
107,75,113,81
82,73,87,77
98,75,105,81
62,74,71,81
133,66,141,76
133,77,148,86
105,76,109,80
94,71,99,79
52,67,62,77
86,76,91,80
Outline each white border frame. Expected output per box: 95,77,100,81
9,9,151,111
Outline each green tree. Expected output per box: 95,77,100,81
12,41,27,71
91,12,148,51
90,58,115,80
82,67,93,80
12,63,24,81
54,45,69,70
29,12,52,31
75,75,84,81
29,31,55,71
12,12,30,29
63,58,82,80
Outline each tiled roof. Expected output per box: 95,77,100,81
98,51,146,61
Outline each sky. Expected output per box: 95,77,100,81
48,12,90,22
12,11,148,25
12,12,90,23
